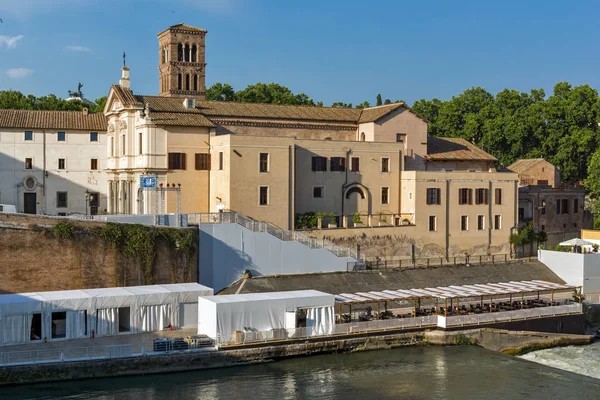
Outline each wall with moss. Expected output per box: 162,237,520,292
0,214,198,294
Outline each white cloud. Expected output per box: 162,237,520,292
65,45,91,52
0,35,24,49
7,68,33,79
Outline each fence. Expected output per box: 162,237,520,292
365,254,535,269
188,212,360,260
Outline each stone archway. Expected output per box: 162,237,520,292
344,183,371,215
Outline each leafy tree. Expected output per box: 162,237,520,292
355,101,371,109
235,83,312,105
332,101,352,108
91,96,107,113
206,82,235,101
376,93,382,106
384,99,392,105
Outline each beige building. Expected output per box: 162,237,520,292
508,158,561,188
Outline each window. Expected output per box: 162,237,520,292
58,158,66,170
461,215,468,231
381,157,390,172
218,152,224,170
138,132,143,155
311,156,327,172
475,188,489,205
537,180,548,185
177,73,182,90
259,153,269,173
195,153,210,170
313,186,324,199
259,186,269,206
429,216,436,232
25,131,33,141
57,131,66,142
426,188,441,205
56,191,68,208
25,158,32,169
477,215,485,230
51,312,67,339
91,159,98,170
351,157,360,172
459,188,473,205
574,198,579,214
330,157,346,172
381,187,389,204
494,215,502,230
542,224,545,231
90,132,98,142
168,153,186,170
556,199,561,214
494,188,502,205
562,199,569,214
396,133,406,142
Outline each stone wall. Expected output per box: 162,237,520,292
0,214,198,294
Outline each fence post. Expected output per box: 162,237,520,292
427,258,430,267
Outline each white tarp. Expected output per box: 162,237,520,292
0,283,213,345
197,290,335,340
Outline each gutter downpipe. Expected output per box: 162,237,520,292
341,148,352,218
42,129,46,214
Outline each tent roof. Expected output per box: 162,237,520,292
559,238,594,246
200,290,332,304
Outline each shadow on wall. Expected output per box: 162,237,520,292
0,152,106,215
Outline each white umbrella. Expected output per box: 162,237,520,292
559,238,594,247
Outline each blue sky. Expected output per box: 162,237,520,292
0,0,599,106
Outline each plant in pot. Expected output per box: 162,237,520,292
353,212,364,227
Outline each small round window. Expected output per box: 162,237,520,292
24,177,36,190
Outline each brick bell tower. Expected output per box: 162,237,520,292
157,24,207,99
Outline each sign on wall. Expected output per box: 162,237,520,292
140,175,157,189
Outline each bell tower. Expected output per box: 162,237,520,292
157,24,207,99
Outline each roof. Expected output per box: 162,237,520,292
358,103,406,123
158,23,207,36
199,290,333,304
508,159,548,174
0,109,107,131
426,136,497,162
218,261,564,295
149,112,215,128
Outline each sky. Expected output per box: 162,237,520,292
0,0,599,106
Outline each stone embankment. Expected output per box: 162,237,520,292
0,328,592,386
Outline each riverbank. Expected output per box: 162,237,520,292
0,328,592,387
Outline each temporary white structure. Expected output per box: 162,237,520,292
197,290,335,340
559,238,594,247
0,283,213,346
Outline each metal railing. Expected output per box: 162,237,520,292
188,212,360,260
365,254,527,269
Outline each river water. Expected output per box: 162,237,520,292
2,345,600,400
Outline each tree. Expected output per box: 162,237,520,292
355,101,370,109
376,94,382,106
384,99,391,105
331,101,352,108
206,82,235,101
91,96,107,113
234,83,313,105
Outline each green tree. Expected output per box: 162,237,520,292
376,93,382,106
384,99,391,105
332,101,352,108
206,82,235,101
355,101,371,109
91,96,107,113
234,83,312,105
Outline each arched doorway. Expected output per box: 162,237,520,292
344,184,371,216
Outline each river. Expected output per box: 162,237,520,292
2,345,599,400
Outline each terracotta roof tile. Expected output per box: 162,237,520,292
507,159,546,174
0,109,107,131
111,85,142,107
358,103,405,123
148,112,215,128
426,136,497,162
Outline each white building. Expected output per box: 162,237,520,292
0,109,107,215
538,249,600,294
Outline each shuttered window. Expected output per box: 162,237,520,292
168,153,186,170
195,153,210,170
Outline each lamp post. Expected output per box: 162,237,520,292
85,189,90,217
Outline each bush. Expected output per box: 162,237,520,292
353,212,362,224
52,221,76,239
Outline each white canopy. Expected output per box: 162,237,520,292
198,290,335,340
559,238,594,247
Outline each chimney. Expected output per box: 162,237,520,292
82,107,89,116
120,66,130,89
183,98,195,109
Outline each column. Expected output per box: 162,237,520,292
107,181,114,214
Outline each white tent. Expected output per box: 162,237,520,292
0,283,213,346
197,290,335,340
559,238,594,247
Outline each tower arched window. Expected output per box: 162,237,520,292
193,75,198,91
191,45,197,62
185,74,190,91
178,74,182,90
184,44,190,62
177,44,183,61
360,132,366,141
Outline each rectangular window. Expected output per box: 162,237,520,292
219,152,224,170
259,186,269,206
459,188,473,205
90,132,98,142
311,156,327,172
556,199,561,214
330,157,346,172
574,198,579,214
25,158,32,169
259,153,269,173
313,186,324,199
495,188,502,205
396,133,406,142
195,153,210,170
461,215,468,231
494,215,502,230
58,158,65,170
475,188,489,205
90,159,98,170
25,131,33,141
57,131,66,142
168,153,186,170
562,199,569,214
429,215,436,232
426,188,441,205
381,187,389,204
477,215,485,230
56,192,68,208
351,157,360,172
138,132,143,155
381,157,390,172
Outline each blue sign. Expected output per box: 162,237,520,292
140,176,157,189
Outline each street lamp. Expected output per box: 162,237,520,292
85,189,90,216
